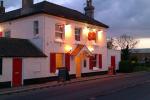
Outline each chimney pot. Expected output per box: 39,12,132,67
0,0,5,14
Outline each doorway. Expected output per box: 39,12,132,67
75,55,82,78
12,58,22,87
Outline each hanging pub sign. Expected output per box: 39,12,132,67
88,31,96,41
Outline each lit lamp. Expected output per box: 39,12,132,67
64,45,72,53
65,24,71,38
88,46,94,52
98,30,103,41
83,27,89,37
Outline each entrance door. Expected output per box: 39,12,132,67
12,58,22,87
111,56,116,68
75,56,81,78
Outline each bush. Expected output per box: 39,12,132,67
119,61,136,73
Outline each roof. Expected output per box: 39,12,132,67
70,45,84,56
0,1,109,28
132,49,150,54
0,38,46,57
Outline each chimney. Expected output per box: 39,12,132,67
22,0,33,8
0,1,5,14
84,0,95,18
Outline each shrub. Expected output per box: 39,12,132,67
119,61,136,73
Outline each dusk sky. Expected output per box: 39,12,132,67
3,0,150,48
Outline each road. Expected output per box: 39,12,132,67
96,81,150,100
0,72,150,100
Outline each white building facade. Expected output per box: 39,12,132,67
0,0,121,88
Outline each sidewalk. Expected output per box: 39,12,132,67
0,72,148,95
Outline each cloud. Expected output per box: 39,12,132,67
3,0,150,38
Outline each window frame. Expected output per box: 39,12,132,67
33,20,39,36
92,54,97,67
75,27,82,41
55,23,65,40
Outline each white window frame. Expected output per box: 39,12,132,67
75,27,82,41
55,23,65,40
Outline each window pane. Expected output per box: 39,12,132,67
33,21,39,35
75,28,81,41
55,24,64,39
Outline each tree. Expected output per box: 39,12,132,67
115,34,138,50
114,34,138,61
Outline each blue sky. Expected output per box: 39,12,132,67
3,0,150,39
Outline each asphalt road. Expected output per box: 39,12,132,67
96,81,150,100
0,72,150,100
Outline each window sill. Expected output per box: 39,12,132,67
93,67,100,71
54,39,65,44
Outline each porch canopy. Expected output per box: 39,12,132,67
69,44,93,56
0,38,46,57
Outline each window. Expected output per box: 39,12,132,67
55,24,64,39
5,31,11,38
92,54,97,67
0,58,2,75
84,59,87,68
33,21,39,36
75,28,81,41
56,54,64,68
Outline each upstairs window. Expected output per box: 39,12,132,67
33,21,39,36
75,28,81,41
55,24,64,39
0,58,2,75
5,31,11,38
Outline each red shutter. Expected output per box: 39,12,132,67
99,54,102,68
50,53,56,73
89,56,93,70
0,32,2,37
65,53,70,71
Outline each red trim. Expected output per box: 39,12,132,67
50,53,56,73
65,53,70,71
99,54,102,68
12,58,22,87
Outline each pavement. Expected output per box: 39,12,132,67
0,71,149,96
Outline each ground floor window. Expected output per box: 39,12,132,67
92,54,97,67
0,58,2,75
56,53,64,68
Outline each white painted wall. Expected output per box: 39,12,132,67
23,58,49,80
107,49,121,70
0,59,12,82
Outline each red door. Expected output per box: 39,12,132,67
12,58,22,87
111,56,116,68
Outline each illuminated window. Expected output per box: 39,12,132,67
75,28,81,41
56,54,64,68
5,31,11,38
33,20,39,36
0,58,2,75
55,24,64,39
